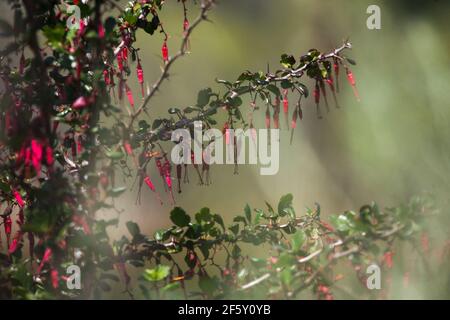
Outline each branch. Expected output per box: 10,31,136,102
128,0,215,129
270,41,352,82
126,40,353,147
240,273,270,290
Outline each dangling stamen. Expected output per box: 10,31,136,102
191,151,203,185
176,164,182,193
326,75,340,108
163,157,175,204
155,158,167,191
314,80,322,119
223,121,233,163
3,215,12,247
290,103,299,145
136,59,145,98
265,104,271,146
233,135,239,175
272,95,280,130
319,79,330,113
333,57,340,93
183,163,189,183
282,89,289,129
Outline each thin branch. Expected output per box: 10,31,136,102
270,41,352,82
240,273,270,291
128,0,215,129
134,40,352,145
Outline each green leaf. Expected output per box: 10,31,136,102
123,12,138,25
195,207,212,223
345,57,357,65
106,150,124,160
298,83,309,98
244,204,252,224
227,96,242,107
329,214,355,232
278,194,293,216
154,229,170,241
228,224,239,235
213,214,225,231
143,265,170,282
161,282,180,292
280,54,296,68
291,230,306,251
267,84,281,97
280,80,293,89
108,186,127,197
183,106,197,114
197,88,213,107
280,268,293,286
254,209,265,224
152,119,163,130
168,107,180,114
138,120,150,130
215,78,232,87
232,245,241,259
144,15,159,35
42,25,66,49
126,221,140,237
276,253,296,268
199,242,211,260
233,216,247,225
170,207,191,227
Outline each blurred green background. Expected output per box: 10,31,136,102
103,0,450,298
2,0,449,299
111,0,450,237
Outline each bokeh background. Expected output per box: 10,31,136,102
109,0,450,244
103,0,450,299
109,0,450,298
1,0,449,299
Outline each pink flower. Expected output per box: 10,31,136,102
8,238,19,254
37,248,52,274
144,176,155,192
31,139,43,174
13,190,24,208
98,22,105,38
51,269,59,289
46,145,54,166
72,96,89,109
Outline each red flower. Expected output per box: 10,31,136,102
13,190,24,208
51,269,59,289
384,251,394,269
144,176,155,192
162,41,169,62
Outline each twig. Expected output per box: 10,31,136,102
128,0,215,129
240,273,270,290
